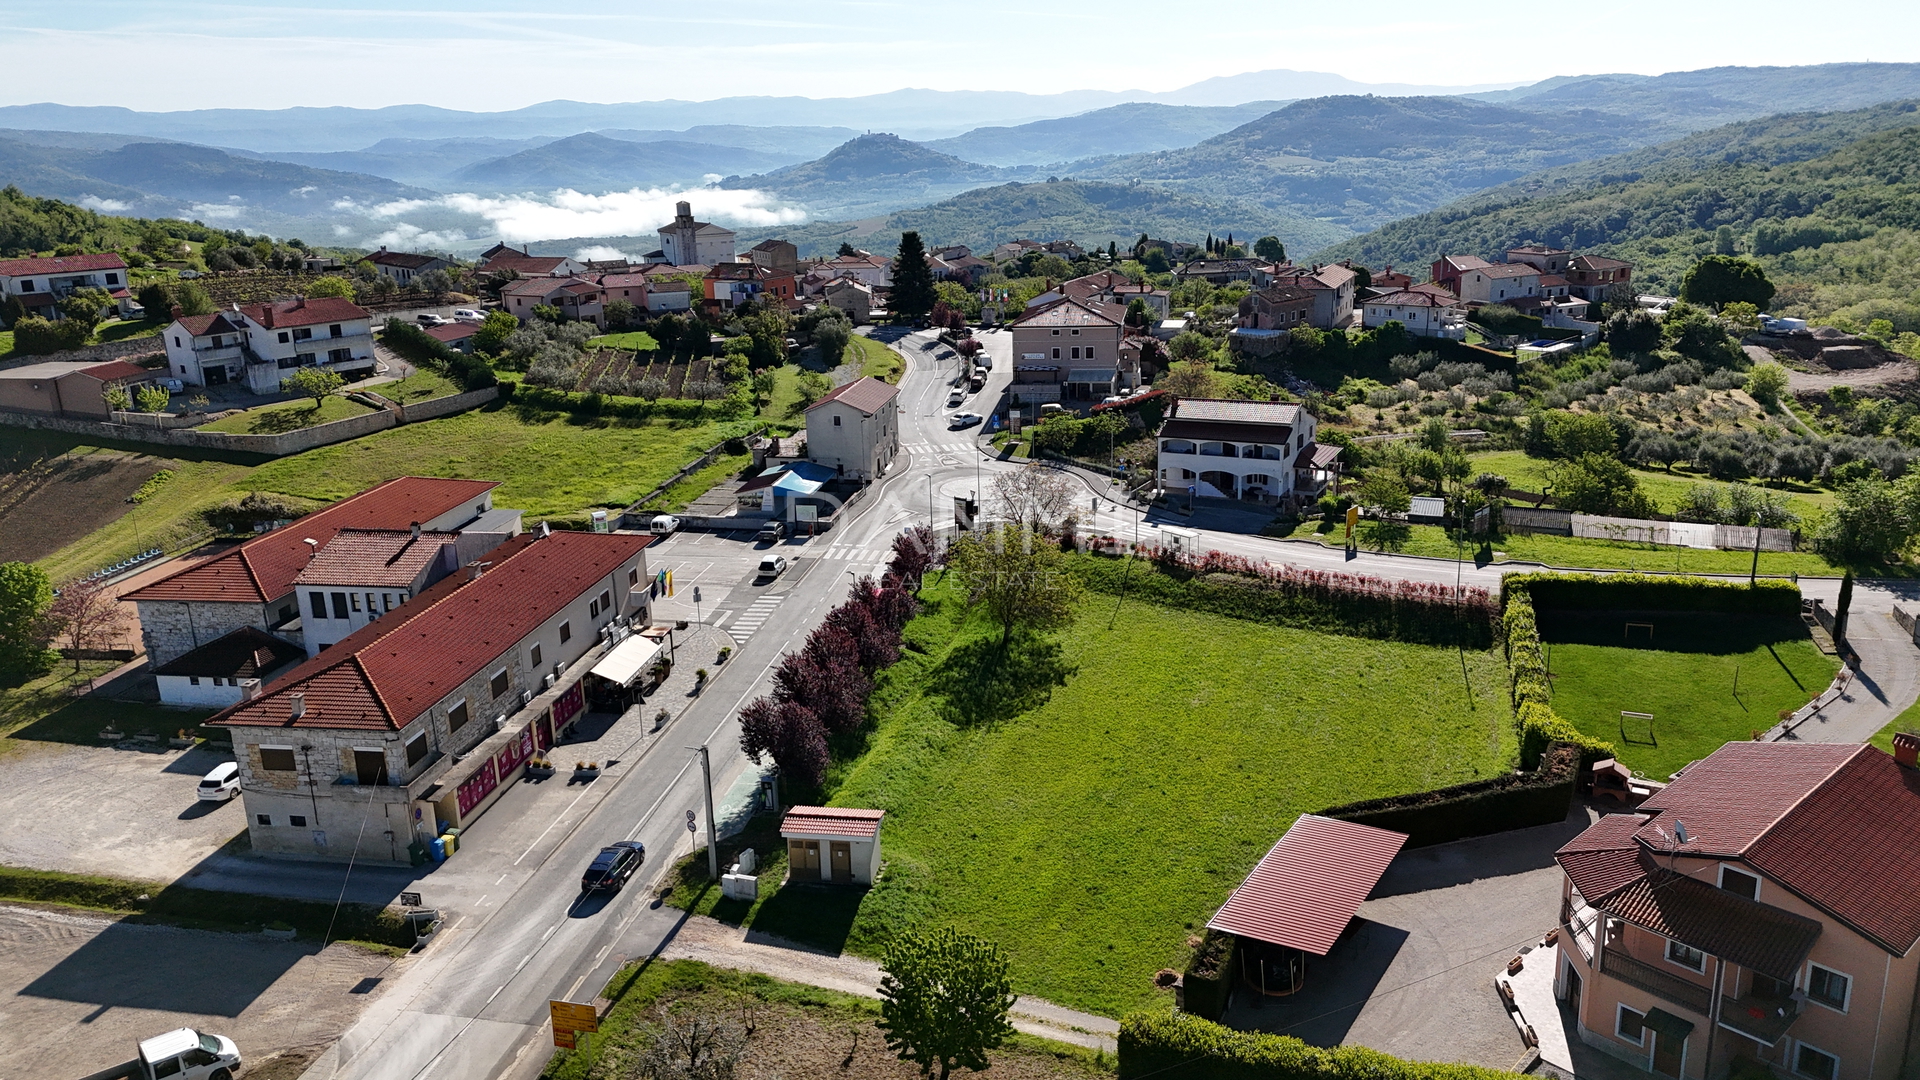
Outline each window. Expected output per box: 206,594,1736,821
257,814,272,826
490,669,510,698
560,621,572,643
448,700,470,732
278,356,301,369
1808,965,1851,1012
1071,328,1080,336
599,590,613,613
1051,328,1060,336
1719,866,1760,900
20,280,32,291
297,352,315,365
329,324,342,338
589,597,600,617
833,415,841,426
278,331,291,344
329,348,352,364
152,1058,181,1079
1051,348,1060,359
1666,939,1706,972
350,593,361,612
290,815,307,828
331,592,349,619
383,593,394,611
1795,1044,1838,1080
628,567,640,586
366,593,378,614
530,643,543,669
259,746,297,772
404,731,429,767
106,272,119,285
293,327,313,341
1616,1005,1646,1046
173,335,181,347
1071,347,1080,360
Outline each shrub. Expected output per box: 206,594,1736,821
1323,742,1578,847
1119,1012,1522,1080
12,315,91,355
380,318,496,390
1502,572,1801,616
1180,930,1238,1022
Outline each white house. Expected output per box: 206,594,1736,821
364,248,450,286
655,201,736,267
1156,398,1327,504
153,627,306,708
294,526,465,657
1456,262,1541,305
0,253,134,320
1361,289,1467,339
501,277,606,328
162,297,377,393
805,375,899,482
780,806,884,884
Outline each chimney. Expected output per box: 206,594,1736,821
468,561,491,581
295,294,305,309
170,304,183,319
1895,732,1920,769
288,692,306,720
302,537,318,559
410,521,421,540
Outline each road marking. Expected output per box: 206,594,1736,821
513,781,603,865
726,593,786,645
495,874,507,885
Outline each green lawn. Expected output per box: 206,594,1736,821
1869,696,1920,754
1469,450,1836,521
93,320,163,344
586,330,660,350
0,329,14,359
1538,611,1838,779
364,368,460,402
1281,520,1849,577
849,335,902,382
2,663,211,753
198,394,376,433
682,576,1512,1018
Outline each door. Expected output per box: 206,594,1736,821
1562,964,1581,1019
354,749,388,786
789,840,821,879
206,364,228,385
1651,1033,1684,1079
830,842,853,883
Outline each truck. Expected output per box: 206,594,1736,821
77,1030,243,1080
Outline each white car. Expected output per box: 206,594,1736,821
947,388,965,407
416,313,450,327
197,761,241,802
451,308,486,323
757,555,790,580
949,412,983,429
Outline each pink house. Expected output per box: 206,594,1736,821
1554,741,1920,1080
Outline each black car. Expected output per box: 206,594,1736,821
581,840,646,891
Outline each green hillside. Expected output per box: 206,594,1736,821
1317,102,1920,327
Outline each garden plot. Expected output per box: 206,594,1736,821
576,348,712,396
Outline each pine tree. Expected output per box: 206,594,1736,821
890,231,937,320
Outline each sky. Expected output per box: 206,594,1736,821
5,0,1917,112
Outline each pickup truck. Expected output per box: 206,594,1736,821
78,1029,242,1080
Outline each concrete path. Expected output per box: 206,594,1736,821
1785,579,1920,744
650,911,1120,1052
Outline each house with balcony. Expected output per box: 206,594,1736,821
501,276,606,327
1568,254,1635,301
1553,740,1920,1080
1008,297,1125,383
1156,398,1324,504
0,253,134,321
1362,289,1467,339
204,529,653,863
163,297,377,393
705,261,796,311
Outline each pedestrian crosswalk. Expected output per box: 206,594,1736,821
727,594,786,646
902,440,980,457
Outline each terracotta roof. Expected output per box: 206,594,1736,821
78,360,153,382
423,323,474,344
152,626,304,679
1253,283,1315,305
0,252,128,277
1604,866,1823,981
807,375,899,416
1007,297,1124,329
294,528,456,588
176,314,244,337
1296,442,1344,469
1538,274,1572,287
598,274,651,288
1557,812,1651,901
367,250,440,269
481,253,572,275
781,806,884,839
239,297,370,330
208,531,651,732
1366,289,1458,308
751,239,795,252
125,477,499,605
1208,814,1407,955
1061,271,1132,298
1633,743,1859,857
1571,254,1633,271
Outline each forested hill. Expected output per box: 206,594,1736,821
1315,102,1920,328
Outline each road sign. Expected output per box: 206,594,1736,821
692,586,702,604
550,1000,600,1034
399,891,422,908
552,1030,577,1050
687,809,698,833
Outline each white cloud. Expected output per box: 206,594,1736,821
363,187,807,245
331,224,353,237
79,195,130,212
291,185,318,196
575,244,630,262
189,201,247,220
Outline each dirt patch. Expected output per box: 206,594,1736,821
1785,361,1920,395
0,449,171,565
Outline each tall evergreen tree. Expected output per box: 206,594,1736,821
891,231,937,320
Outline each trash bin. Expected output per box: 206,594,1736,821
429,837,446,862
441,832,458,855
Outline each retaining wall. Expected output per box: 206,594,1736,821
0,337,166,371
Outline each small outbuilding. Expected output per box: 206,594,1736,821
1207,813,1408,996
780,805,884,885
152,627,305,707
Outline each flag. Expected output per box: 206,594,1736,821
665,570,674,597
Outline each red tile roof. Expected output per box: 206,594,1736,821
1557,812,1651,901
807,375,899,416
481,254,571,275
209,531,651,731
176,314,244,337
598,274,651,288
423,323,475,344
781,806,885,839
294,528,456,588
240,296,370,330
1603,866,1822,981
78,360,154,383
151,626,305,679
1208,814,1407,955
0,252,128,277
366,250,441,269
125,477,499,605
1007,297,1124,329
1633,743,1858,856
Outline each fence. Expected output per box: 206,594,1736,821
0,338,165,372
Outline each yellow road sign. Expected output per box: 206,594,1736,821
550,1000,600,1033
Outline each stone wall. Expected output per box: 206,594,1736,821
0,385,497,457
0,338,166,372
136,598,282,667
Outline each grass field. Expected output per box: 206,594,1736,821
849,335,902,381
0,663,205,753
1537,610,1838,778
586,330,661,350
542,960,1105,1080
367,368,460,402
1281,519,1849,577
681,577,1512,1018
1469,450,1836,521
199,394,376,433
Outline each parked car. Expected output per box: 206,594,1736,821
757,555,790,580
196,762,241,802
756,520,786,543
1039,402,1066,415
177,269,202,279
580,840,646,892
159,378,185,393
947,388,965,407
416,313,450,327
949,412,983,429
80,1029,243,1080
451,308,485,323
648,515,682,535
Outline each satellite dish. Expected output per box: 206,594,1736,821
1675,821,1691,844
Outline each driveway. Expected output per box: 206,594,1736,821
1785,577,1920,744
0,742,245,883
0,903,397,1080
1220,802,1601,1069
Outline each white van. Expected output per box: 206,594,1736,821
648,515,682,535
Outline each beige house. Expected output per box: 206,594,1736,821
1008,297,1124,376
780,806,884,885
749,239,799,274
0,359,155,418
822,278,876,324
1555,741,1920,1080
805,375,899,482
655,201,736,267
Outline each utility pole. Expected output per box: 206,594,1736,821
694,744,718,881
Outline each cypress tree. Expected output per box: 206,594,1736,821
891,231,937,320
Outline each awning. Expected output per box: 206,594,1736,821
588,635,663,688
1644,1008,1696,1041
1207,814,1408,955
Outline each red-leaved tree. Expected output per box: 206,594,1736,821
739,698,829,789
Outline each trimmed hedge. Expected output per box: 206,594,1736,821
1502,585,1617,766
1070,552,1496,649
1119,1012,1523,1080
1323,742,1578,847
1503,572,1801,616
1181,929,1239,1022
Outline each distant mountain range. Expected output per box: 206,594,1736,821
453,133,801,192
919,102,1286,167
716,134,1038,220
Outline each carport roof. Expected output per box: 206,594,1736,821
1208,814,1407,956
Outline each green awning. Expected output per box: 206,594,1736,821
1644,1007,1696,1041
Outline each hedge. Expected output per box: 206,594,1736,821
1119,1012,1523,1080
506,381,754,422
1502,572,1801,616
1070,551,1496,649
1502,585,1617,766
1322,742,1578,847
1181,929,1239,1022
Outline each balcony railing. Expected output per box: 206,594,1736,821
1718,990,1802,1045
1561,897,1599,964
1601,950,1711,1015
